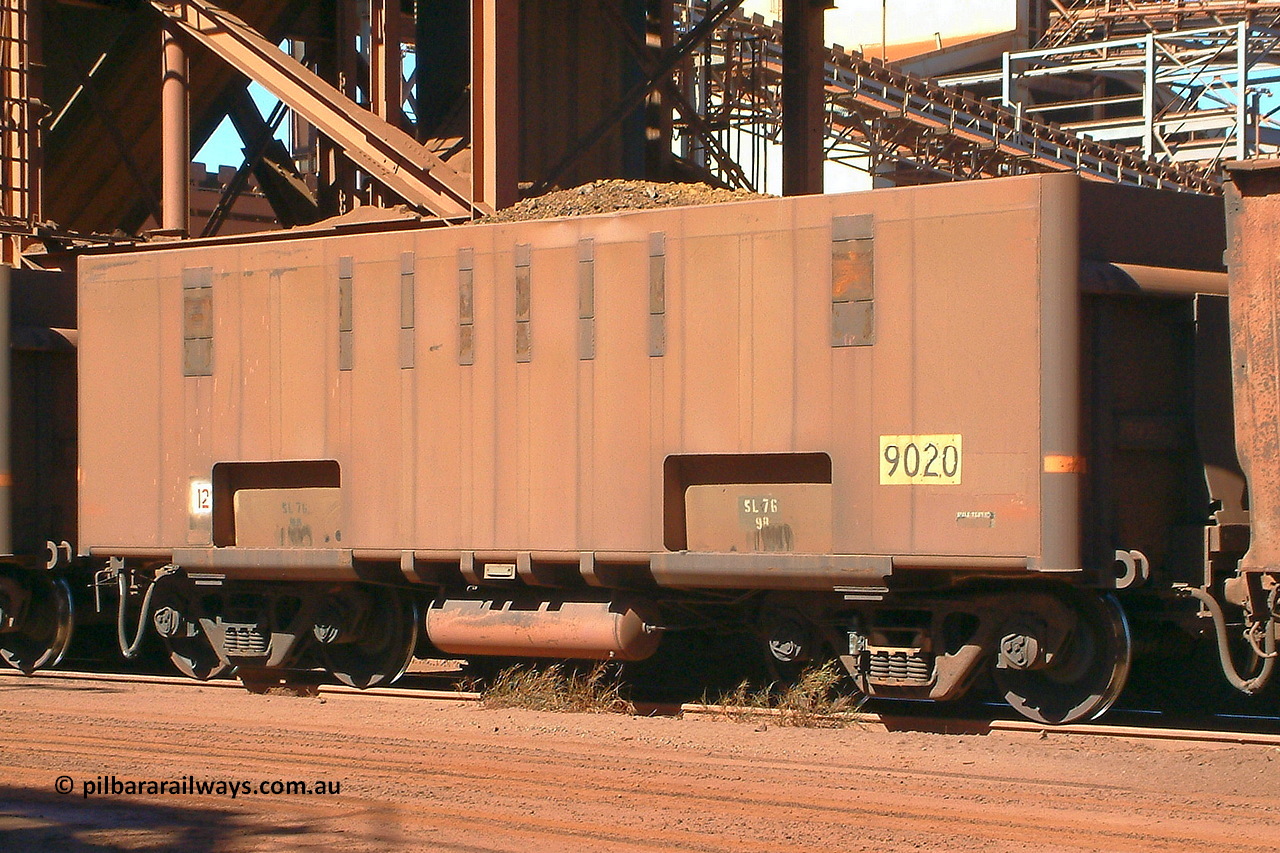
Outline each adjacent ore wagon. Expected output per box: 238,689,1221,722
5,170,1269,725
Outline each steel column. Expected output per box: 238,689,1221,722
471,0,518,211
781,0,828,196
368,0,407,207
1142,33,1154,159
0,264,10,556
1237,20,1248,161
370,0,406,129
1001,51,1011,107
161,22,190,235
314,0,361,215
653,0,674,178
415,0,469,142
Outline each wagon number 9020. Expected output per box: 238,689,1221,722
879,434,962,485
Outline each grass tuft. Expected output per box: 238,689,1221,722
707,660,865,727
479,661,634,714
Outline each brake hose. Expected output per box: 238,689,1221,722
1179,586,1277,695
116,570,161,660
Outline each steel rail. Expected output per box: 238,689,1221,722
0,667,481,702
7,668,1280,747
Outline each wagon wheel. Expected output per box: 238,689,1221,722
317,588,418,689
152,577,229,681
992,590,1131,725
759,605,819,686
0,571,74,674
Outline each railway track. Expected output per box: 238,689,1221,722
6,667,1279,748
8,664,1277,853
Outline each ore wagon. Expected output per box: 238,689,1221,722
5,172,1263,724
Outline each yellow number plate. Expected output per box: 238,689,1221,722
879,434,962,485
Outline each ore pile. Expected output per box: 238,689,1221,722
482,179,769,223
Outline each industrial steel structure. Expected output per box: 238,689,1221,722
690,2,1280,189
682,6,1218,191
941,18,1280,167
3,0,1269,266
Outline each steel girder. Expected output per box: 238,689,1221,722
151,0,482,220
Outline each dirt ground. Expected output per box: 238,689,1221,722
2,675,1279,852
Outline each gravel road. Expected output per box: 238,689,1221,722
2,675,1279,852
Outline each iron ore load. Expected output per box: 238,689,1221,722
4,170,1278,725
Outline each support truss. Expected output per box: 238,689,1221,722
151,0,482,220
674,3,1219,193
942,21,1280,170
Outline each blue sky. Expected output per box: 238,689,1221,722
195,83,288,170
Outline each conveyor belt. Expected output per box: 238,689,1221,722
698,6,1220,192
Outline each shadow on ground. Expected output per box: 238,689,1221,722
0,785,403,852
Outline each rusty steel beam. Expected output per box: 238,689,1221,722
224,87,320,229
781,0,828,196
151,0,482,219
204,93,320,237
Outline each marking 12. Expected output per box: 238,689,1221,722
190,480,213,516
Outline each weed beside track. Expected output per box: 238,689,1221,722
703,661,866,727
475,659,866,727
478,662,635,714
